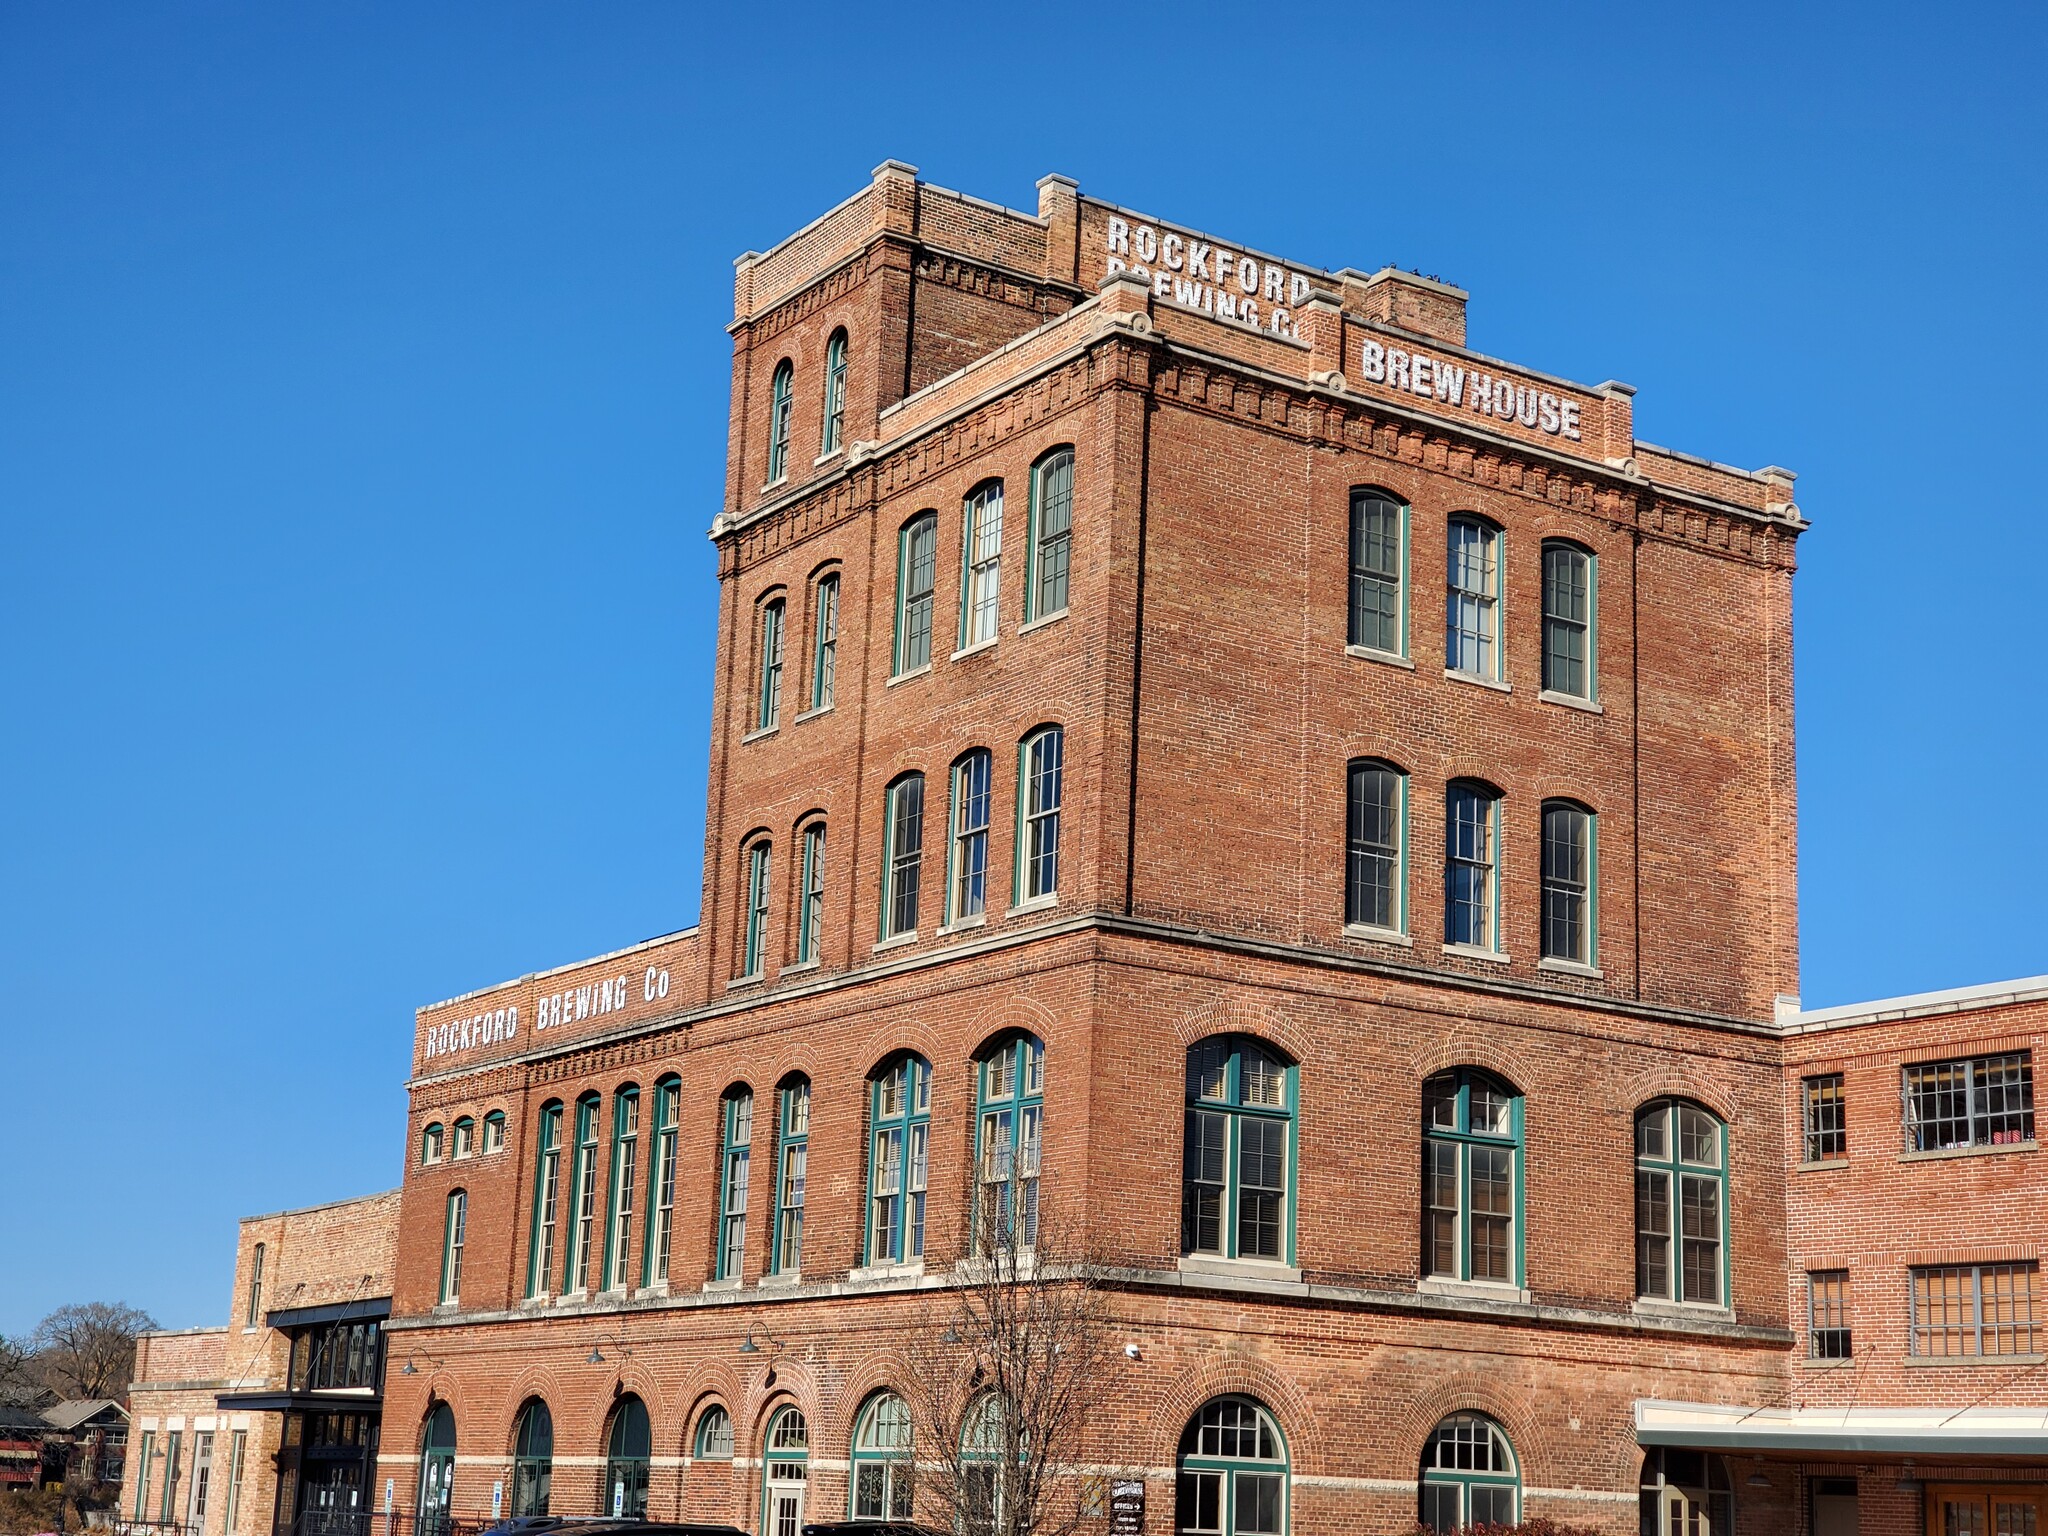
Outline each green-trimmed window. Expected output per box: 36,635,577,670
949,750,992,924
1175,1396,1286,1536
565,1093,600,1292
481,1110,505,1154
1017,726,1063,903
1422,1070,1522,1285
245,1241,266,1325
1027,447,1074,621
1445,781,1502,952
603,1085,639,1290
757,597,785,731
810,573,839,711
451,1116,474,1159
881,774,925,939
1348,487,1406,656
1635,1098,1727,1306
766,360,793,483
133,1432,154,1520
511,1400,552,1517
976,1036,1044,1254
850,1392,914,1520
868,1055,931,1264
526,1101,563,1297
420,1124,443,1164
959,1393,1021,1532
158,1431,180,1522
741,841,771,978
643,1077,679,1286
718,1088,753,1281
1447,515,1501,679
417,1405,454,1535
225,1429,247,1534
1183,1038,1294,1264
796,822,825,964
1541,540,1595,699
960,479,1004,649
1345,759,1405,933
774,1078,809,1274
893,512,938,675
693,1405,733,1460
603,1395,650,1518
820,330,848,455
438,1189,466,1304
761,1407,808,1536
1419,1414,1518,1531
1540,800,1596,966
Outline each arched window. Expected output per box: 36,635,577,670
1446,515,1501,680
481,1110,506,1154
1444,781,1502,952
960,479,1005,648
451,1116,475,1159
762,1407,808,1536
740,840,772,978
526,1101,563,1297
1017,726,1064,904
1345,759,1405,934
1183,1038,1294,1264
565,1094,601,1292
810,572,839,712
603,1085,639,1290
766,360,794,483
1175,1397,1286,1536
642,1077,679,1286
692,1404,733,1460
1541,540,1595,700
438,1190,466,1304
894,512,939,675
757,596,786,731
948,749,992,924
796,821,826,964
420,1124,443,1165
1540,800,1596,966
774,1077,810,1275
1640,1449,1733,1533
718,1088,754,1281
603,1395,651,1518
960,1393,1023,1531
881,773,925,939
850,1393,914,1520
1419,1413,1518,1531
1636,1099,1728,1305
820,330,848,455
510,1400,552,1517
1348,487,1407,656
868,1056,932,1264
976,1036,1044,1254
417,1403,456,1536
1027,447,1074,621
244,1243,266,1326
1423,1070,1523,1285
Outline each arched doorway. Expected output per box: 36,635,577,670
603,1396,650,1519
510,1400,553,1517
760,1407,807,1536
416,1405,455,1536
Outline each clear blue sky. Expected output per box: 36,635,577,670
3,3,2043,1335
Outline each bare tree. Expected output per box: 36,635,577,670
901,1199,1119,1536
0,1336,44,1407
30,1303,157,1401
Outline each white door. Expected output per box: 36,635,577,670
1660,1486,1715,1536
767,1478,805,1536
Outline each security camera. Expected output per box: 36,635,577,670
1124,1343,1142,1360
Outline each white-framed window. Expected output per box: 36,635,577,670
895,513,938,674
820,330,847,455
1175,1397,1287,1536
1446,515,1500,679
1419,1414,1518,1531
603,1086,639,1291
1348,487,1406,656
766,360,793,482
796,823,825,964
810,573,838,711
756,597,785,731
439,1190,466,1304
960,480,1004,648
740,841,771,978
1635,1098,1727,1306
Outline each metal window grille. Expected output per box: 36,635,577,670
1540,802,1590,962
1808,1269,1851,1358
1346,762,1400,931
1911,1263,2038,1356
1542,543,1591,696
1903,1052,2034,1151
1349,491,1402,653
1033,449,1072,619
1803,1074,1847,1162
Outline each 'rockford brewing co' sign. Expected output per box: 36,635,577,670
1099,214,1317,341
419,964,673,1064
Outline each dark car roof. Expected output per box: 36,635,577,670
800,1523,947,1536
520,1524,748,1536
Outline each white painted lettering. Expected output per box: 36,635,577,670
1161,232,1183,270
1516,386,1538,427
1561,401,1582,441
1388,348,1410,392
1135,224,1158,263
1359,339,1386,382
1539,392,1561,433
1264,264,1284,302
1290,273,1311,306
1411,355,1434,397
1213,251,1234,287
1153,271,1172,298
1237,259,1260,296
1214,290,1238,321
1107,216,1129,256
1175,276,1206,308
1435,363,1465,406
1189,241,1210,279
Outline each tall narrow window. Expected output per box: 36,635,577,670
977,1036,1045,1253
741,842,771,977
643,1078,679,1286
565,1095,600,1292
604,1086,639,1290
868,1056,932,1264
511,1401,553,1517
482,1109,505,1154
190,1432,214,1530
1809,1270,1852,1358
1175,1397,1287,1536
1028,448,1074,621
950,750,991,923
244,1243,266,1326
810,574,839,711
527,1101,563,1297
1348,488,1405,656
1018,726,1063,903
133,1433,154,1520
420,1123,443,1164
719,1089,753,1280
820,330,847,455
775,1078,809,1274
1419,1414,1519,1531
1422,1071,1522,1285
1446,516,1500,678
1539,800,1595,965
603,1397,651,1519
894,512,938,675
766,360,793,483
225,1431,247,1534
1903,1052,2034,1151
757,597,785,731
1802,1074,1847,1163
158,1431,180,1523
1541,541,1594,699
1444,782,1501,951
451,1117,473,1158
960,480,1004,648
796,823,825,964
1345,760,1404,933
439,1190,466,1304
882,774,925,939
1635,1099,1727,1306
1183,1037,1294,1263
418,1406,455,1536
761,1408,809,1536
850,1394,914,1521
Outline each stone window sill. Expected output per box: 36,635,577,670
792,704,833,725
758,1271,801,1290
1795,1158,1851,1173
1540,688,1604,714
781,959,820,976
702,1277,744,1294
1445,667,1511,694
1900,1140,2038,1163
950,637,998,662
741,724,778,744
874,931,919,954
1010,894,1058,916
886,663,932,688
1419,1276,1530,1304
1178,1255,1302,1284
812,449,842,468
936,914,987,937
727,973,764,992
1018,609,1069,637
1345,923,1413,948
1632,1298,1734,1324
1903,1351,2047,1368
1538,956,1605,979
1444,942,1511,965
1346,644,1415,671
849,1262,924,1284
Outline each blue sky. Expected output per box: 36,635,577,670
2,3,2043,1335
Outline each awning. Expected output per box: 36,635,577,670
265,1298,391,1330
1636,1400,2048,1458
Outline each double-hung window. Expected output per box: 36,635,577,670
1183,1037,1294,1264
976,1036,1045,1253
527,1101,562,1296
1903,1052,2034,1151
820,330,847,455
1911,1262,2037,1356
1541,541,1594,699
1802,1074,1847,1163
1446,516,1500,679
1345,759,1404,933
603,1086,639,1290
949,750,991,923
1808,1270,1851,1358
774,1079,808,1274
881,774,924,939
960,481,1004,648
643,1078,679,1286
1028,448,1073,621
1018,726,1063,903
868,1056,931,1265
1422,1070,1522,1285
810,574,838,711
796,823,825,964
1348,488,1406,656
756,598,785,732
1444,782,1501,951
565,1094,600,1291
718,1090,752,1280
1635,1099,1727,1306
741,842,771,978
439,1190,466,1304
766,361,793,483
894,513,938,675
1174,1397,1287,1536
1539,800,1595,965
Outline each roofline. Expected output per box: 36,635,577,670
238,1187,400,1226
1791,974,2048,1033
416,926,700,1016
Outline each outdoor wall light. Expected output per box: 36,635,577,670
1124,1343,1142,1361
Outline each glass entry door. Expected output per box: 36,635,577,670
1930,1486,2043,1536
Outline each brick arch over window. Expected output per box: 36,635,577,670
1409,1024,1534,1088
1390,1380,1553,1488
415,1377,472,1434
1172,995,1313,1066
673,1368,747,1456
828,1353,916,1450
744,1045,814,1102
966,994,1060,1064
1618,1064,1738,1125
1147,1356,1323,1474
742,1383,819,1458
499,1372,568,1449
852,1021,946,1080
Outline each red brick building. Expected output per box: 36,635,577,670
213,165,2046,1536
